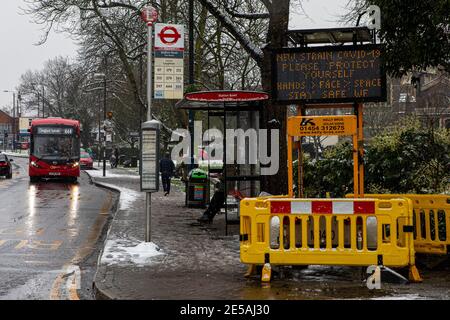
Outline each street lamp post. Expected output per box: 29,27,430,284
12,92,15,151
188,0,195,171
37,92,40,118
94,71,107,177
85,76,107,169
42,86,45,118
98,94,101,167
103,71,107,177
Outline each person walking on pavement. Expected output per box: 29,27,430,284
110,147,119,168
160,153,175,196
197,174,225,223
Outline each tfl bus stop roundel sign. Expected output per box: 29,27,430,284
154,23,185,100
155,24,184,51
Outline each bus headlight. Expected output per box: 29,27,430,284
30,161,39,168
71,162,79,168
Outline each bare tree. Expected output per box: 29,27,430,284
195,0,296,194
17,56,97,147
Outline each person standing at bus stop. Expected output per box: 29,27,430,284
160,153,175,196
197,174,225,223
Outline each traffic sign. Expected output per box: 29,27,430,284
140,6,158,26
159,26,181,45
129,132,140,137
155,24,185,51
154,23,185,100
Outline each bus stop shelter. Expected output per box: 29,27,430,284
177,90,268,234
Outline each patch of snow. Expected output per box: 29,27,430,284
87,169,139,179
3,151,28,158
370,294,424,300
93,181,140,210
101,238,165,266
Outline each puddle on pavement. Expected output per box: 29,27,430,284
235,265,388,300
160,266,392,300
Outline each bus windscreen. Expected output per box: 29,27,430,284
33,135,79,160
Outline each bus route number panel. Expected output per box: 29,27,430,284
273,44,387,104
140,130,159,192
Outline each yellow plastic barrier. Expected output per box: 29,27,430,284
240,197,421,281
347,194,450,255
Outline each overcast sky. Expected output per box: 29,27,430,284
0,0,78,111
0,0,352,111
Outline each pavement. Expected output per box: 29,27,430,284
84,165,409,301
86,163,450,300
87,164,249,300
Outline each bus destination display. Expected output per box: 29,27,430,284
274,45,386,104
36,127,74,135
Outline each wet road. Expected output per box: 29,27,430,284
0,156,117,300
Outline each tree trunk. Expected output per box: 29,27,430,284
259,0,290,195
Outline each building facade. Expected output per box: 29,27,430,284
390,69,450,129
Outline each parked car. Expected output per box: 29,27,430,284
0,154,13,179
80,151,93,170
15,141,29,150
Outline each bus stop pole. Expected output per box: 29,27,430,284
145,18,153,242
146,192,151,242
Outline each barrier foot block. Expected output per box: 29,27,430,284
409,265,423,283
244,264,256,278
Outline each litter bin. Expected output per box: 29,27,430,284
186,168,209,208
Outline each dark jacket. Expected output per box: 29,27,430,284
214,179,224,193
160,157,175,176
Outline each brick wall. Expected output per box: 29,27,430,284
0,110,13,133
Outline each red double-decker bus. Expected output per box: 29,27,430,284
29,118,81,183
